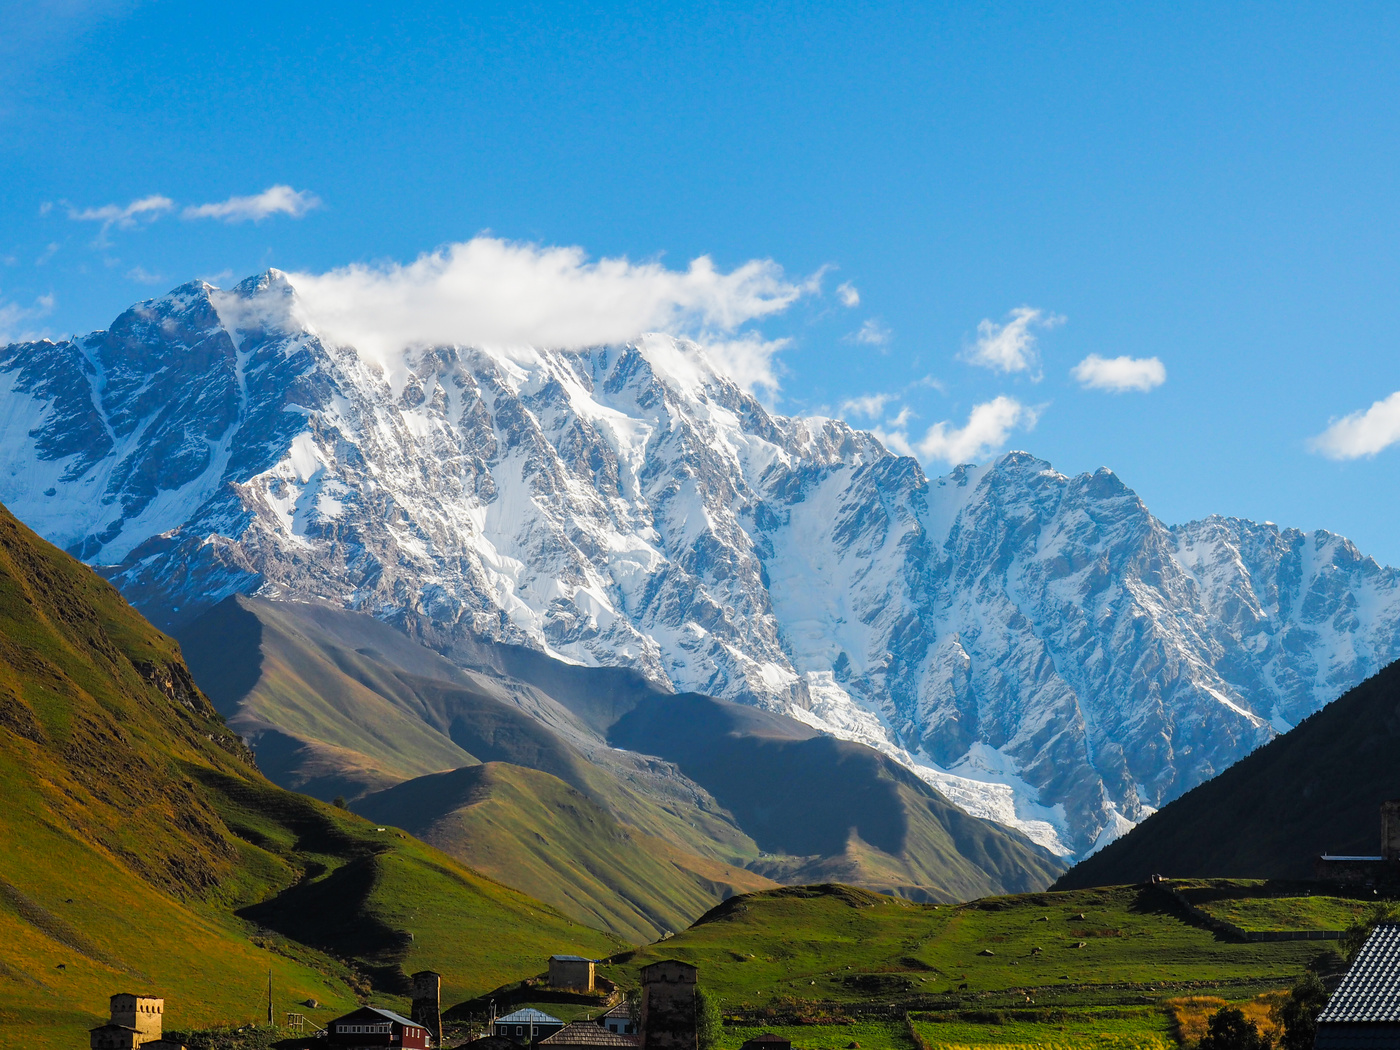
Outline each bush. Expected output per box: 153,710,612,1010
1341,903,1400,962
1197,1007,1271,1050
1272,972,1329,1050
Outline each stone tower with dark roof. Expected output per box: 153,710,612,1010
640,960,698,1050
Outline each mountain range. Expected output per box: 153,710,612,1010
4,271,1400,855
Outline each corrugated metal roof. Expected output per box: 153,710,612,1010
539,1021,640,1047
498,1008,565,1025
1320,925,1400,1023
367,1006,422,1029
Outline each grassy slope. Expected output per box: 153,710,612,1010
183,599,1064,907
604,890,1321,1019
610,696,1065,902
595,883,1333,1050
1057,660,1400,888
0,507,619,1050
183,597,760,866
181,598,772,941
356,762,775,943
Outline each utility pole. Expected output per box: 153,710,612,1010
267,968,273,1026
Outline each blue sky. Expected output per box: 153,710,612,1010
4,1,1400,561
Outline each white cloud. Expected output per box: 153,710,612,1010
1071,354,1166,392
183,185,322,223
962,306,1064,377
699,334,791,397
125,265,165,285
888,405,914,429
0,291,56,344
849,318,891,348
836,281,860,308
839,392,896,418
282,236,817,390
1310,391,1400,460
876,395,1037,465
67,194,174,244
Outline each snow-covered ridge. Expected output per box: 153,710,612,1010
3,271,1399,856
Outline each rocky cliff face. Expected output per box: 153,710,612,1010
4,271,1398,854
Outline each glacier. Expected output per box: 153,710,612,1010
3,270,1398,856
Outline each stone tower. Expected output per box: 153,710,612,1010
411,970,442,1047
1382,801,1400,860
640,960,698,1050
109,995,163,1042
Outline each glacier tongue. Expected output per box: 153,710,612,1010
3,271,1400,856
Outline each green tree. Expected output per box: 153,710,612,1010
1342,903,1400,963
695,989,722,1050
1197,1007,1271,1050
1272,972,1330,1050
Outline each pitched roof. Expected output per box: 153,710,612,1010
367,1007,422,1029
1320,924,1400,1022
498,1008,565,1025
602,1004,633,1018
332,1006,422,1029
551,955,594,962
539,1021,640,1047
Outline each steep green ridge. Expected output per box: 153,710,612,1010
1056,659,1400,888
181,598,1065,908
357,762,775,944
0,506,619,1050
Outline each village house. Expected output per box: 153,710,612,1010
549,955,597,992
326,1005,433,1049
600,1003,637,1036
1314,923,1400,1049
89,994,186,1050
495,1007,566,1044
540,1020,639,1050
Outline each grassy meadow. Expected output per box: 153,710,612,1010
594,883,1349,1050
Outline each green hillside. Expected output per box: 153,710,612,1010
597,883,1334,1050
179,598,1065,920
0,505,619,1050
357,761,775,944
1057,660,1400,888
181,596,762,865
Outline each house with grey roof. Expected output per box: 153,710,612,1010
495,1007,566,1044
1315,923,1400,1049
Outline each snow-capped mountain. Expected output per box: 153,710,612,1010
4,271,1399,855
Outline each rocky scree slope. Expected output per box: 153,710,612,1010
3,272,1400,855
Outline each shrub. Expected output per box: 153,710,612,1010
1197,1007,1271,1050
